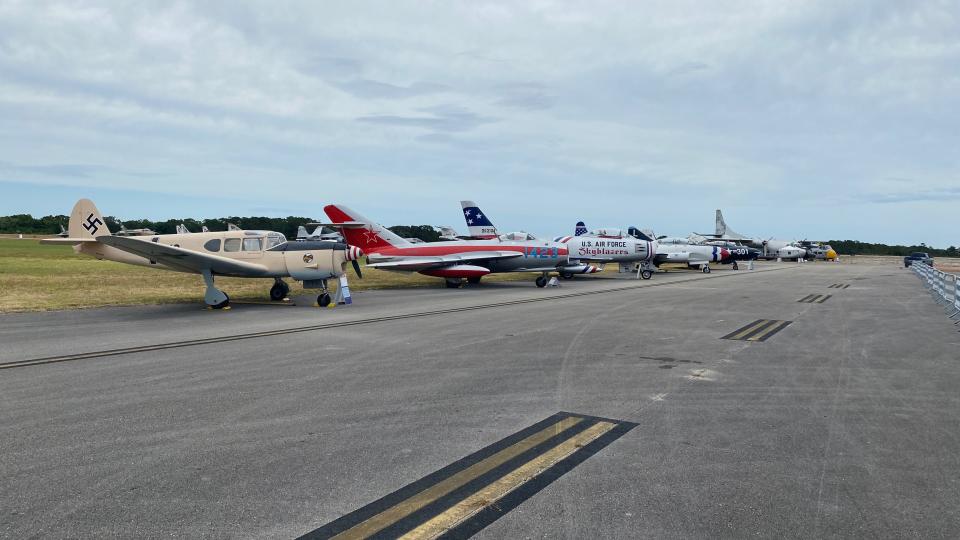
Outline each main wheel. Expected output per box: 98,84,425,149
640,270,653,280
701,265,711,274
211,293,230,309
318,293,332,307
732,261,739,270
270,282,288,301
467,276,482,284
535,276,548,288
560,272,574,280
445,278,462,289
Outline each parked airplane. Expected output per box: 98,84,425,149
697,210,807,260
41,199,363,309
797,240,839,261
115,224,156,236
322,204,595,287
647,235,731,273
297,225,344,242
456,202,656,279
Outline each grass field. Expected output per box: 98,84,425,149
0,239,546,312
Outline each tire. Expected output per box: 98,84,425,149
269,283,287,301
732,262,739,270
560,272,574,280
318,293,332,307
445,279,462,289
211,293,230,309
641,270,653,280
467,276,482,284
702,266,711,274
535,276,547,288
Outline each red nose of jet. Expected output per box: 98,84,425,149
346,245,364,261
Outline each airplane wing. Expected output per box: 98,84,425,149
97,236,269,275
367,251,523,272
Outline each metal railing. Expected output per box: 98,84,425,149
910,262,960,326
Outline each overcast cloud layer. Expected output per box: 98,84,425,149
0,1,957,246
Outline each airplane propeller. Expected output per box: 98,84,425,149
351,259,363,279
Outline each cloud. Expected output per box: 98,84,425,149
0,2,957,245
357,105,496,133
334,79,448,99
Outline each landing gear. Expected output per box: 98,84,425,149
535,275,548,288
701,264,711,274
560,272,574,280
445,278,463,289
318,293,332,307
270,279,290,301
467,276,482,285
732,261,739,271
201,269,230,309
636,261,656,280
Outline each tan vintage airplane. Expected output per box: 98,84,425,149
41,199,363,309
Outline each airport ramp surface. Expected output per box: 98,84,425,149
1,262,959,538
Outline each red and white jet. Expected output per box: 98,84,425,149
322,205,599,287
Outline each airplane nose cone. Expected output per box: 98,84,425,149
720,248,730,260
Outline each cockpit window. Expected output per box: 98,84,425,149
243,238,263,252
265,233,286,249
203,239,221,252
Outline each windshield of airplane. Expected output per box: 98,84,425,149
500,232,537,241
265,233,286,249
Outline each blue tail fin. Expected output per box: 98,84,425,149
459,200,498,239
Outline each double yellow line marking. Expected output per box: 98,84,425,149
302,413,634,539
798,294,831,304
721,319,793,341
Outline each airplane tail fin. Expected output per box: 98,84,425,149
68,198,110,239
459,200,498,239
574,221,588,236
715,209,746,240
296,225,309,239
323,204,411,251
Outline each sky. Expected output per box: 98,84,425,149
0,1,957,247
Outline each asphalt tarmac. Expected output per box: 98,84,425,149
1,262,958,539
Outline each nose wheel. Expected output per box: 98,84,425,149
318,293,332,307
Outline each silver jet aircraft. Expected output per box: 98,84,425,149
458,201,657,279
697,209,806,260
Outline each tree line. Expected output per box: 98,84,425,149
0,213,444,243
1,213,955,256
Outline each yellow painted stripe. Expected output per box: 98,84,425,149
400,421,617,540
330,416,584,540
746,320,789,341
728,319,775,340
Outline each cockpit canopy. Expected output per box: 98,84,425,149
499,231,538,241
